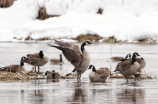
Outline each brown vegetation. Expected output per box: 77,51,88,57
76,34,103,42
137,38,156,43
36,7,60,20
103,36,121,43
97,8,103,14
0,0,15,8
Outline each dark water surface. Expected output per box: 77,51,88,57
0,42,158,104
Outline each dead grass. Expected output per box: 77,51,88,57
0,71,46,81
36,7,60,20
36,7,50,20
76,34,103,42
97,8,103,14
0,0,15,8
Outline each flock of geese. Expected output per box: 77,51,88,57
0,40,146,82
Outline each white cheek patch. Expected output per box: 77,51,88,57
91,66,93,69
85,42,88,45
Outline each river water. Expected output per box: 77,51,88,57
0,42,158,104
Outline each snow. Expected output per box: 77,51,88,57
0,0,158,42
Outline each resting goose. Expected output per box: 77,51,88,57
47,40,92,81
111,53,131,62
88,65,110,82
0,56,26,73
114,52,140,82
22,50,49,73
45,70,61,80
50,54,64,65
115,53,132,71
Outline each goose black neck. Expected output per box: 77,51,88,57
52,73,55,79
92,66,96,72
132,54,136,64
81,43,86,53
20,61,24,66
39,51,44,58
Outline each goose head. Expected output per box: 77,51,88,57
132,52,140,64
39,50,44,58
81,40,92,53
88,65,96,72
52,70,55,74
125,53,131,59
20,56,26,66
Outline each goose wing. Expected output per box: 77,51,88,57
53,40,82,55
119,59,132,70
9,65,20,72
95,68,106,75
47,42,82,67
23,54,40,64
100,71,109,79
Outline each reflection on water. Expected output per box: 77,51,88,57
0,43,157,104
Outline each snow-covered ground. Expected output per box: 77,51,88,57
0,0,158,42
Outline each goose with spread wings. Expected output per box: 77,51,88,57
47,40,92,80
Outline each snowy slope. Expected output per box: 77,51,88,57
0,0,158,42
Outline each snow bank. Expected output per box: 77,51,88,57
0,0,158,42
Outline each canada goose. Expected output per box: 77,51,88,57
50,54,64,65
22,50,49,73
111,53,131,62
47,40,92,81
115,53,132,72
115,53,146,76
0,56,26,73
114,52,140,82
88,65,110,82
45,70,61,80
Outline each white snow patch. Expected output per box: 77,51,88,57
0,0,158,42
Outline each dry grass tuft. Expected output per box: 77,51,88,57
36,7,60,20
76,34,103,42
0,71,46,81
97,8,103,14
36,7,50,20
0,0,15,8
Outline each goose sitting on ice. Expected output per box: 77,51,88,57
45,70,61,80
0,56,26,73
47,40,92,81
88,65,111,82
50,54,64,65
111,53,131,62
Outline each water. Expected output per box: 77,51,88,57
0,42,158,104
